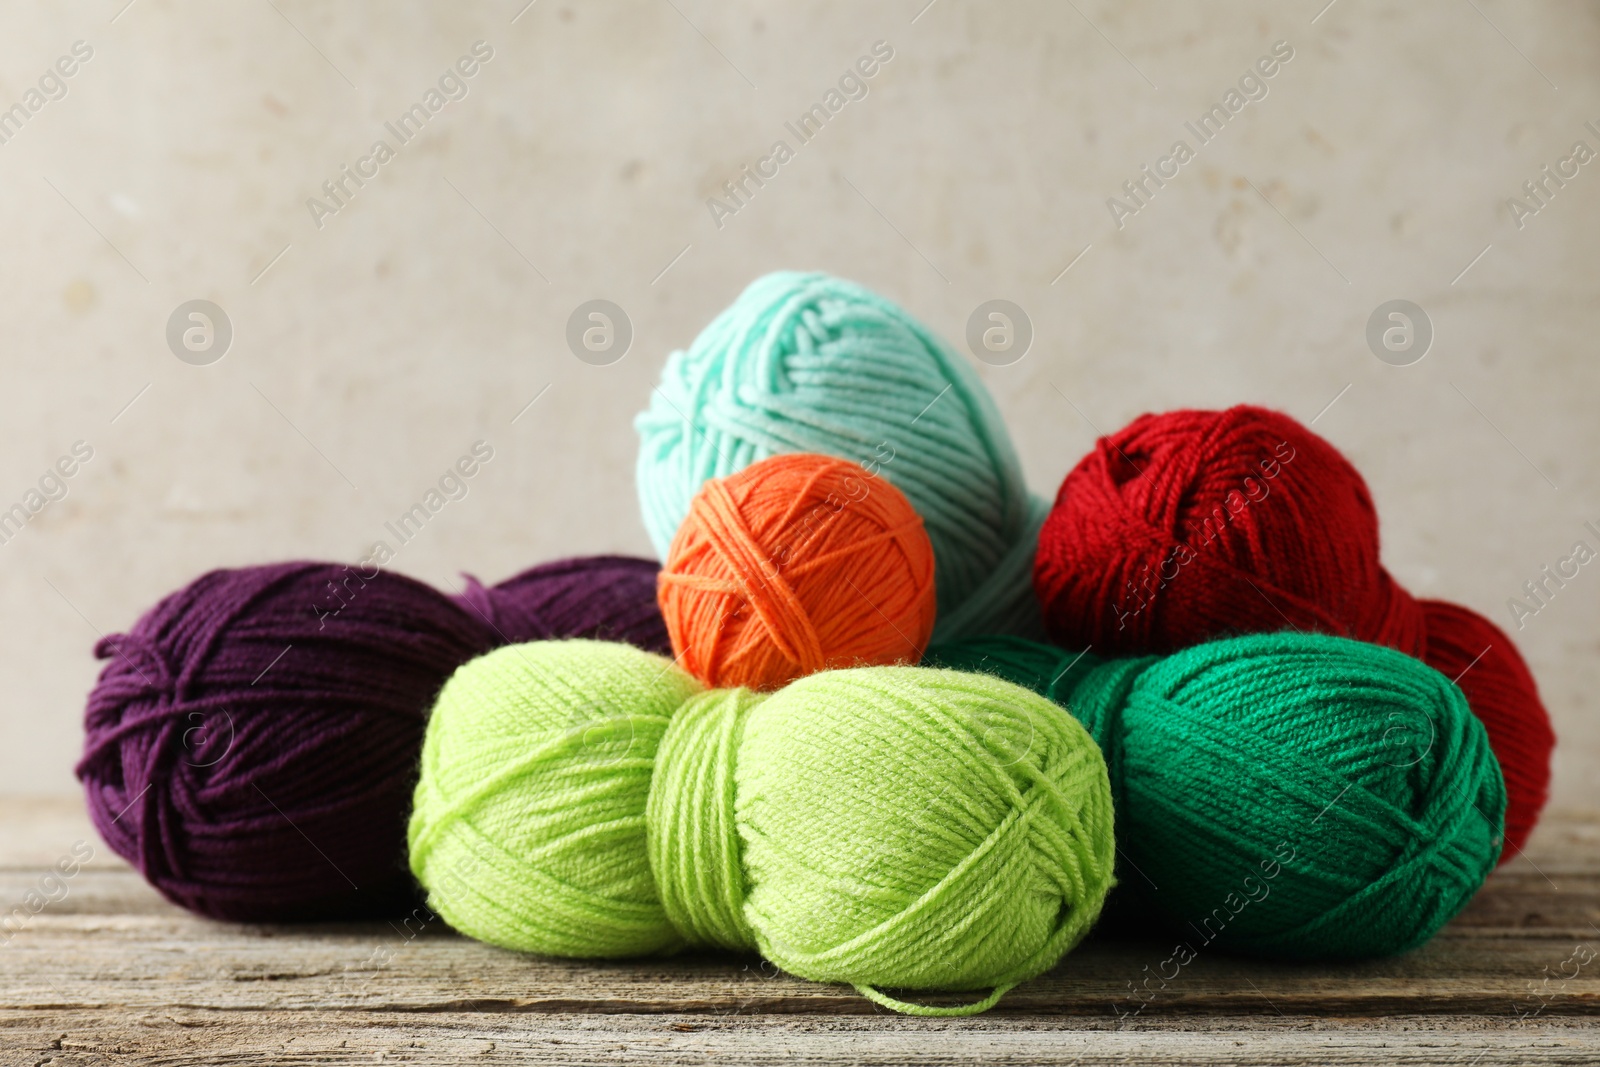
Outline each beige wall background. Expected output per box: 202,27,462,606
0,1,1594,822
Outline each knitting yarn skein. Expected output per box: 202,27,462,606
1032,404,1552,858
1419,600,1551,859
1035,406,1401,650
408,639,1115,1015
636,270,1047,643
78,555,674,922
926,633,1506,959
77,562,495,921
659,452,936,690
456,554,670,654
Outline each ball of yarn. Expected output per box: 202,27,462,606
408,639,1115,1015
455,554,670,654
76,562,495,921
1034,405,1409,650
658,452,936,690
927,632,1506,959
636,270,1047,643
1033,404,1552,857
1419,600,1553,859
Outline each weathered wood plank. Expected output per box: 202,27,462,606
4,863,1594,931
1,799,1595,1064
4,913,1597,1017
6,1011,1600,1066
2,865,1596,1018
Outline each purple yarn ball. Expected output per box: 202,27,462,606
453,555,670,655
76,562,496,922
77,555,669,923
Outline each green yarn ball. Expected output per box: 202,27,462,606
408,639,701,958
635,271,1047,643
926,632,1506,959
409,639,1116,1014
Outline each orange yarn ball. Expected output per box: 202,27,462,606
659,453,937,690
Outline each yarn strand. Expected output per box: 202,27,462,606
853,982,1015,1017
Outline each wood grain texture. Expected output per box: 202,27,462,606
2,799,1597,1065
9,1012,1600,1066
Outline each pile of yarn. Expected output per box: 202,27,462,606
77,556,668,921
636,270,1047,643
1031,405,1554,857
407,638,1116,1015
76,269,1552,1017
925,632,1504,959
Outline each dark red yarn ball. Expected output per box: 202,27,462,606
1033,405,1553,859
78,555,670,922
1419,600,1553,860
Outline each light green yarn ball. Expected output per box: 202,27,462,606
635,271,1047,642
738,665,1115,1008
407,639,701,958
409,639,1116,1014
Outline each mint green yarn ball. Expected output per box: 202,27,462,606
635,271,1047,642
409,640,1116,1014
927,632,1506,959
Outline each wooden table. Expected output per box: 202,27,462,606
3,797,1596,1065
